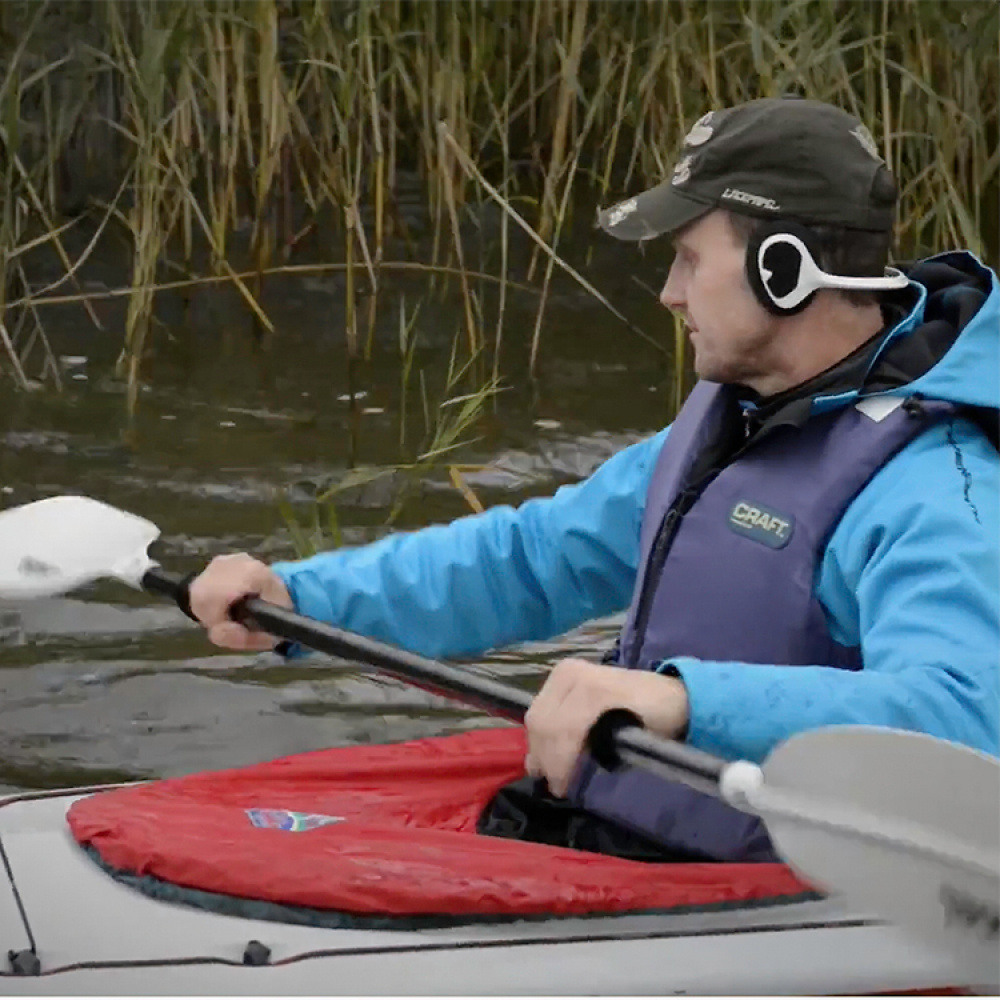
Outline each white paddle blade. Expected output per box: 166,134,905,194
760,726,999,986
0,496,159,598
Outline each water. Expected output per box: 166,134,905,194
0,216,681,793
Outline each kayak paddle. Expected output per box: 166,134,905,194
0,494,996,985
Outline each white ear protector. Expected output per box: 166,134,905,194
746,223,909,316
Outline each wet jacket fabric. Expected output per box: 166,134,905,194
273,252,1000,777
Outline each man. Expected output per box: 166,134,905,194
189,98,999,862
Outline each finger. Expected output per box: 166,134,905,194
524,661,575,733
532,669,608,798
540,658,583,702
208,621,276,651
187,559,235,627
188,554,265,627
548,776,569,798
525,717,573,797
536,734,580,798
525,660,590,788
532,658,591,722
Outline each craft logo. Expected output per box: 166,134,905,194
246,808,345,832
728,501,794,549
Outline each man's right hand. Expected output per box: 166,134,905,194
188,553,294,651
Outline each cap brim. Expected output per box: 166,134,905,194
597,183,714,242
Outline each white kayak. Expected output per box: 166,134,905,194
0,785,980,996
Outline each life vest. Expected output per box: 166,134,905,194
567,380,955,862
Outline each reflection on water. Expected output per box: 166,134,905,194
0,238,668,793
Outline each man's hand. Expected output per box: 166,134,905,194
524,658,690,797
188,553,293,651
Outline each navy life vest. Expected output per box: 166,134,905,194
566,380,955,862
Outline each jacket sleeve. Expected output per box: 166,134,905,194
669,420,1000,761
271,430,667,659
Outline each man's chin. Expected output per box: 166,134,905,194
692,355,715,380
693,357,736,386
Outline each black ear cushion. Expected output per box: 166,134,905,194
745,221,821,316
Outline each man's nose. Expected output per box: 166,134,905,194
659,267,684,311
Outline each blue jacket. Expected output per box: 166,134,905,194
273,251,999,764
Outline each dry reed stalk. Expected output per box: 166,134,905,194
529,0,589,280
479,67,513,387
529,48,618,373
7,134,104,334
248,0,285,313
438,122,481,357
10,261,536,312
104,1,172,415
439,121,665,373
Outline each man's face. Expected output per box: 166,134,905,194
659,211,778,386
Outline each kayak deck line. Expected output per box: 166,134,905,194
0,910,877,979
0,782,147,810
0,917,874,979
0,834,37,966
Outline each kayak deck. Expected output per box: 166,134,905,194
0,787,974,995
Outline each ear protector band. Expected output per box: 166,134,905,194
746,222,909,316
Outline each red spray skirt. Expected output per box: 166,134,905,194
68,727,813,921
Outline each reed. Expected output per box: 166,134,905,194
278,320,501,556
0,2,107,388
0,0,993,414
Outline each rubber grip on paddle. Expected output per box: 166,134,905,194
140,567,199,622
586,708,645,772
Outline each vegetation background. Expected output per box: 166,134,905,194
0,0,997,789
0,0,996,547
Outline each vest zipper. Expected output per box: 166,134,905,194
626,483,704,666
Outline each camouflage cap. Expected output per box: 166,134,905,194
599,97,897,241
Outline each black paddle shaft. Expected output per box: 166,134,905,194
141,566,727,794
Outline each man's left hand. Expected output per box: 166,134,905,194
524,658,690,797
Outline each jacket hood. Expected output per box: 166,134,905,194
819,250,998,412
